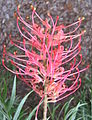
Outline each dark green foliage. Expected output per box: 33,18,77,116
0,76,37,120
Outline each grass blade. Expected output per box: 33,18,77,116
26,101,43,120
13,90,33,120
8,76,16,111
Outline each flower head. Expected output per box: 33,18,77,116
2,5,89,103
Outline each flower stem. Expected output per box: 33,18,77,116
43,84,47,120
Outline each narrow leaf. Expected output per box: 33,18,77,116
3,79,7,100
26,101,43,120
13,90,33,120
8,76,16,111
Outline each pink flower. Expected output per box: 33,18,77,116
2,5,89,103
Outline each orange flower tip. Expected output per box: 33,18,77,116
76,67,78,70
14,11,17,17
14,51,17,55
73,74,76,78
63,84,65,88
79,78,81,82
16,70,18,72
53,75,56,78
47,12,50,16
30,5,36,11
18,4,21,9
41,54,43,59
26,16,29,19
79,54,82,58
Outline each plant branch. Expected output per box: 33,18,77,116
43,83,47,120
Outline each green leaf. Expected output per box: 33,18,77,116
52,103,61,120
0,82,3,101
0,80,7,102
53,103,61,113
47,104,52,119
64,97,74,117
0,112,3,120
2,79,7,101
8,76,16,112
0,99,6,111
0,108,10,120
64,103,86,120
47,103,61,120
26,101,43,120
13,90,33,120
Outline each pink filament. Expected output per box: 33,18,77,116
3,5,89,104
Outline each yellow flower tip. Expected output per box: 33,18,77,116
18,4,20,9
17,17,20,20
53,75,56,78
30,5,33,9
14,51,17,55
78,17,85,21
76,67,78,70
4,45,6,48
84,30,86,33
63,84,65,89
47,12,50,16
82,16,85,20
16,70,18,73
26,16,29,19
34,7,36,11
79,54,82,57
79,78,81,82
30,5,36,10
14,11,17,18
78,17,80,20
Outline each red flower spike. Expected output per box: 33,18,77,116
3,5,89,106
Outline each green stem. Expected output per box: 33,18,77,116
43,84,47,120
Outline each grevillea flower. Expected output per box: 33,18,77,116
3,5,89,104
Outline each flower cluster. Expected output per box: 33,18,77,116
2,5,89,103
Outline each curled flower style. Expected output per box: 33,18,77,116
2,5,89,104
